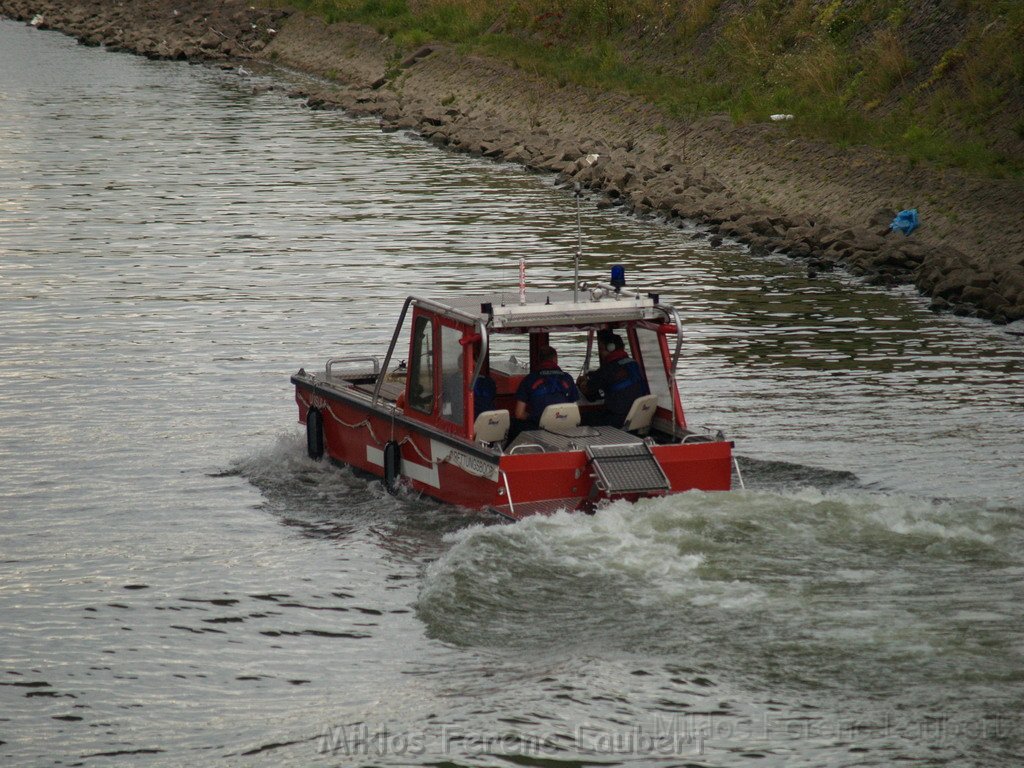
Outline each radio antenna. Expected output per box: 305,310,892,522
573,154,599,303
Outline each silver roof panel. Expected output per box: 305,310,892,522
417,289,663,329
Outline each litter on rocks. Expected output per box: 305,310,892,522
891,208,920,236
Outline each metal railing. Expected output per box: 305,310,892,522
507,443,545,455
372,297,415,405
326,356,380,379
498,468,516,518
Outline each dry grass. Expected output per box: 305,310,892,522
282,0,1024,176
858,28,915,103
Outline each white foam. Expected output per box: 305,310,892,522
422,486,1011,629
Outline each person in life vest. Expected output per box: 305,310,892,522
577,330,649,428
513,345,579,432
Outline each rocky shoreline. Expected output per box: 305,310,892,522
4,0,1023,324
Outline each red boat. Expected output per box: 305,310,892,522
291,270,737,519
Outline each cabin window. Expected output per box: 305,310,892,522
635,327,672,411
408,315,434,413
486,333,531,377
439,325,465,425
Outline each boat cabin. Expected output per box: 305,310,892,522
380,287,688,447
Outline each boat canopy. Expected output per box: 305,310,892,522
411,287,665,331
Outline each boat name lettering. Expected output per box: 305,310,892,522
440,446,499,481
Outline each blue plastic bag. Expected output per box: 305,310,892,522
891,208,919,236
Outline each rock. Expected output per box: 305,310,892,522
820,228,857,250
867,205,895,228
718,218,752,239
961,285,991,305
418,110,446,127
783,226,817,248
848,226,887,251
481,143,505,159
748,241,771,257
932,269,971,300
824,242,855,260
553,142,580,163
400,45,433,68
978,292,1011,316
199,30,221,49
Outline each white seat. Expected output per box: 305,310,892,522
621,394,659,435
539,403,581,434
473,409,510,445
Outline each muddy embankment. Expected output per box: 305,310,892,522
5,0,1024,324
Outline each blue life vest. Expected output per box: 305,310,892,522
595,356,649,427
607,358,647,394
473,375,497,418
523,369,577,422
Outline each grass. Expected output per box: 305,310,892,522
279,0,1024,177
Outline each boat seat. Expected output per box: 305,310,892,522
473,409,510,446
539,402,581,435
622,394,659,435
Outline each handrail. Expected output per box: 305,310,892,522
655,304,684,370
655,303,684,437
372,296,416,406
508,443,545,455
326,356,380,378
408,296,485,326
581,328,594,375
470,317,489,387
498,468,516,518
733,456,746,490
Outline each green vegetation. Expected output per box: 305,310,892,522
283,0,1024,177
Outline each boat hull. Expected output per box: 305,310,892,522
294,377,732,519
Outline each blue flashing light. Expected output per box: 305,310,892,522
610,264,626,289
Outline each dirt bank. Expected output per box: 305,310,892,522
4,0,1023,324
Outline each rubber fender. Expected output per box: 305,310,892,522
306,409,324,461
382,440,401,494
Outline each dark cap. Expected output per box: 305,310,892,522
598,330,624,350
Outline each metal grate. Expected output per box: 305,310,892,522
586,442,670,495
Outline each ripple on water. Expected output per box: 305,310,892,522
418,489,1023,691
2,17,1024,768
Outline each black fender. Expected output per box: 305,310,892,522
382,440,401,494
306,409,324,461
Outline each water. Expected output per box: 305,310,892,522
1,18,1022,767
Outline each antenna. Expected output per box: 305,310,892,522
573,154,599,303
519,258,526,305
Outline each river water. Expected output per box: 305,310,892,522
1,18,1022,767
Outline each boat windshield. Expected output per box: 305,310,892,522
634,326,673,412
485,327,626,378
439,325,464,424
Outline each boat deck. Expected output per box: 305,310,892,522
352,379,404,402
